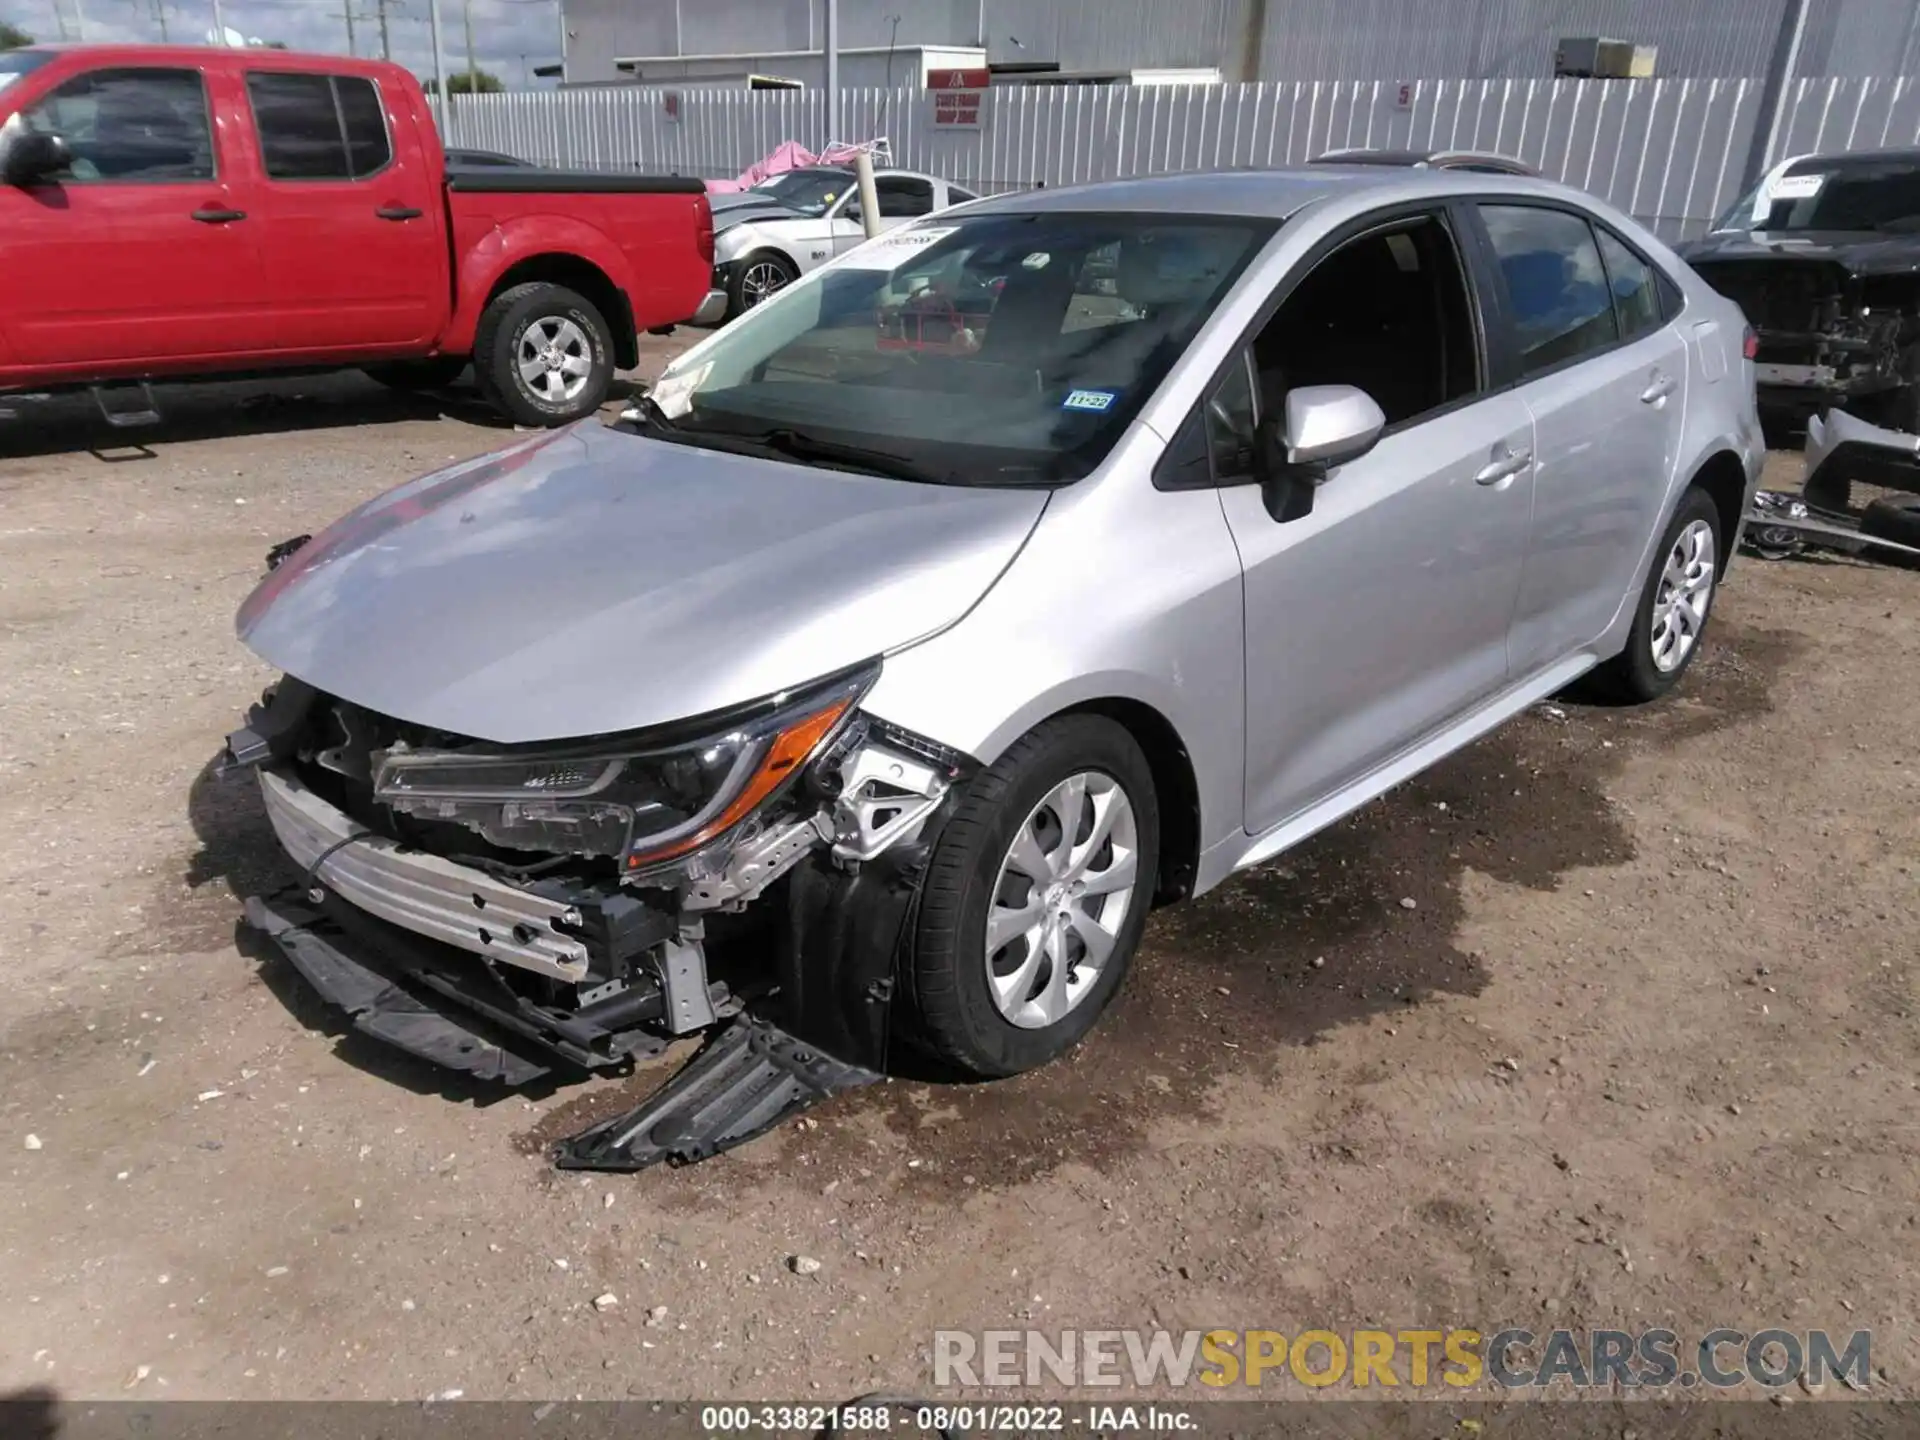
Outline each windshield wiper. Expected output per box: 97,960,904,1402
751,428,955,485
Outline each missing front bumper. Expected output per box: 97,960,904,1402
244,887,884,1171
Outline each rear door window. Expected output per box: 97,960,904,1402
1593,225,1663,340
1478,204,1620,375
248,72,391,180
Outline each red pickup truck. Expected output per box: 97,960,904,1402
0,44,720,426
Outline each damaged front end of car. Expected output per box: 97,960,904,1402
1688,256,1919,421
224,662,972,1171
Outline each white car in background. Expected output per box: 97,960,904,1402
709,165,978,319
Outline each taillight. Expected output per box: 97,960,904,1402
1742,326,1760,360
695,196,714,266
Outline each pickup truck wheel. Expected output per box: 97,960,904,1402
362,357,468,392
475,281,614,426
729,250,798,316
903,716,1159,1079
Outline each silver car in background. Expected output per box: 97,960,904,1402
709,166,979,318
227,167,1763,1168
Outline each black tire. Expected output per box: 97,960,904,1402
1861,494,1920,568
1588,486,1724,703
727,250,798,318
361,356,468,392
904,715,1159,1078
473,281,614,426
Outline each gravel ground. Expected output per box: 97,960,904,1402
0,360,1916,1408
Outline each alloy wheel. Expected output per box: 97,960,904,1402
1650,518,1716,672
741,260,791,307
984,771,1140,1030
516,316,593,404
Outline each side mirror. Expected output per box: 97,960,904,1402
1284,384,1387,468
1255,384,1387,523
4,131,73,186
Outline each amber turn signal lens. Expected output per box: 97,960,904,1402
625,698,853,868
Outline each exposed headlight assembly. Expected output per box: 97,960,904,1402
371,666,875,871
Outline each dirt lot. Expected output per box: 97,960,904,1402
0,361,1916,1409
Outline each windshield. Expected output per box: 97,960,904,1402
1716,159,1920,234
749,168,854,216
0,48,52,94
646,211,1275,487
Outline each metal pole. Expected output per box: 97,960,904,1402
824,0,839,145
377,0,391,60
210,0,225,43
853,147,880,238
428,0,450,138
343,1,356,56
69,0,87,40
1741,0,1812,191
556,0,568,82
462,0,477,95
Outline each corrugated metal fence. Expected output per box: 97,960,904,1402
434,75,1920,241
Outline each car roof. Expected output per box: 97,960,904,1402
20,41,405,79
956,166,1573,220
1314,147,1537,174
1785,148,1920,170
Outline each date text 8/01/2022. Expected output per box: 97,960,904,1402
699,1404,1191,1432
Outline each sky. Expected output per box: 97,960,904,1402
1,0,566,88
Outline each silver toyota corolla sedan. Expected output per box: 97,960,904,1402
226,167,1763,1169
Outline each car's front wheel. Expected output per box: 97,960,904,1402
728,250,799,317
905,715,1159,1078
1590,486,1722,702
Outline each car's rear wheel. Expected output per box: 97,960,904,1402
729,251,798,317
1589,487,1722,702
474,281,614,426
904,715,1159,1078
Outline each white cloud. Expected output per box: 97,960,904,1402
2,0,563,88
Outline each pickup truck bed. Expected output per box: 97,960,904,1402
0,44,720,426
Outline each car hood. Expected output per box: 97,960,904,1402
1682,229,1920,275
236,422,1048,744
713,199,810,231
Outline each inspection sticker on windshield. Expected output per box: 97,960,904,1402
843,226,960,268
1771,173,1826,200
1062,388,1120,413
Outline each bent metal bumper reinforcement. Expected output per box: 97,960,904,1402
258,766,591,983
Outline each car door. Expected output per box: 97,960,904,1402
243,69,442,353
1209,208,1537,836
0,62,274,370
1473,202,1690,676
833,174,936,255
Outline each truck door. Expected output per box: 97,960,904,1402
0,63,274,372
241,69,443,353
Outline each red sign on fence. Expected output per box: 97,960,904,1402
928,68,987,128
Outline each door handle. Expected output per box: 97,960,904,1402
190,207,247,223
1474,447,1533,486
1640,372,1677,404
375,204,424,221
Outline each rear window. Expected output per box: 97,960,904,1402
247,72,391,180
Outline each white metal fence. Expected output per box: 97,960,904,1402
434,74,1920,241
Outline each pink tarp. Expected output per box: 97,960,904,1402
705,140,877,193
